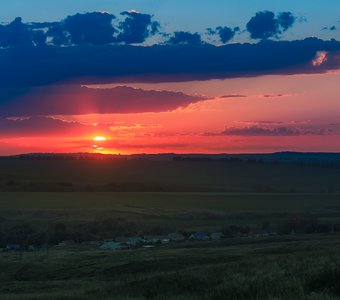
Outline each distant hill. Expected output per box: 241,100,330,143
5,151,340,164
2,151,340,193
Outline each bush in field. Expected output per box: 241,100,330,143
5,223,34,247
6,180,18,186
28,232,47,247
0,232,4,247
222,225,250,237
48,222,68,245
316,223,333,233
306,263,340,296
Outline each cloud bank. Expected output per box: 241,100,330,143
117,11,159,44
8,11,160,47
0,38,339,87
205,126,333,137
0,116,99,137
167,31,203,46
0,86,206,116
207,26,240,44
1,10,338,88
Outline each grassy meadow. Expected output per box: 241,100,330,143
1,233,340,299
0,192,340,235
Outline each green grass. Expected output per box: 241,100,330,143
1,192,340,211
0,192,340,234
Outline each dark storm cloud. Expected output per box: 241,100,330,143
1,38,340,87
246,11,296,39
0,116,101,137
277,12,296,31
207,26,240,44
323,26,337,31
3,12,158,47
28,22,60,29
205,126,333,137
32,30,47,47
46,23,69,46
117,11,159,44
167,31,203,46
218,93,286,99
0,86,206,116
0,17,33,47
46,12,116,45
220,94,248,98
263,94,285,98
64,12,116,45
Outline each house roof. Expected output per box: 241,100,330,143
190,233,209,238
100,241,122,249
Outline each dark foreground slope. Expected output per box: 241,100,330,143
0,192,340,299
1,234,340,300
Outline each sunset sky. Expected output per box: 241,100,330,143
0,1,340,155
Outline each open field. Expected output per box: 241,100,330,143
1,192,340,235
2,192,340,212
1,158,340,192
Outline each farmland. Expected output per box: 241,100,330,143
1,156,340,193
0,192,340,237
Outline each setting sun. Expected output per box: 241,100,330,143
93,136,107,141
92,136,107,151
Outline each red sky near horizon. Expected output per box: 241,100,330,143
1,71,340,155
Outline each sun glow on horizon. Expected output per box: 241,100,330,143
93,136,107,141
92,136,107,152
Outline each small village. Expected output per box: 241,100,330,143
55,230,278,251
89,232,226,251
3,229,280,252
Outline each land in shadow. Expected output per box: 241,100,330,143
1,153,340,299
